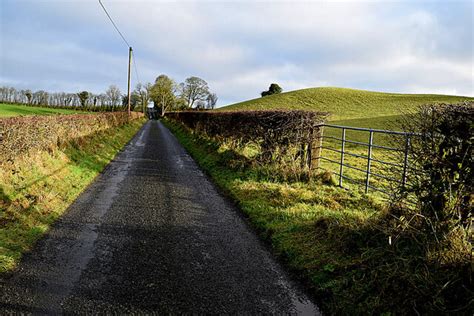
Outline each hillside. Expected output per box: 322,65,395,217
219,87,473,123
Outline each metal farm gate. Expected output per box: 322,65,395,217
312,124,415,196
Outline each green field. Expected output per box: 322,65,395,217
220,87,473,124
0,103,85,117
219,87,473,193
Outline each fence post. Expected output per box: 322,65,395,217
365,130,374,194
311,125,324,170
402,135,411,187
339,128,346,187
300,142,306,169
306,129,312,169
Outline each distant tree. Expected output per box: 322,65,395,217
180,76,210,108
24,90,33,104
40,91,49,105
32,90,49,105
150,74,177,116
77,91,89,108
261,83,283,97
195,100,206,110
174,96,188,110
135,83,152,113
97,93,108,109
106,85,122,107
122,92,140,110
206,93,218,109
92,94,98,107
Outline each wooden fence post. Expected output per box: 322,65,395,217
310,125,324,171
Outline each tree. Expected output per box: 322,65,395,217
106,85,122,107
122,92,140,110
150,74,177,116
195,100,206,110
180,76,210,108
24,90,33,104
77,91,89,108
135,83,152,113
206,93,218,109
261,83,282,97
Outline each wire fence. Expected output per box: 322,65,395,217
313,124,416,196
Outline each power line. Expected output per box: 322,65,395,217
98,0,130,48
132,51,141,85
98,0,143,95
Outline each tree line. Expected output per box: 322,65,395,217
0,75,217,114
147,75,217,116
0,85,126,111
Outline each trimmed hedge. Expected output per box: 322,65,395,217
165,110,329,165
0,111,143,162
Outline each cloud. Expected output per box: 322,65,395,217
0,0,472,106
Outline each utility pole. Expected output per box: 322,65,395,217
127,46,132,116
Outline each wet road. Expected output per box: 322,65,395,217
0,120,320,314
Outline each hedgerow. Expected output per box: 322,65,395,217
164,104,473,314
165,110,329,179
0,111,143,163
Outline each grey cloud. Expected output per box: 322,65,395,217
1,0,472,106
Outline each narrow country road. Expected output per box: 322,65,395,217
0,120,320,314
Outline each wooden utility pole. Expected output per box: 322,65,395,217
127,46,132,116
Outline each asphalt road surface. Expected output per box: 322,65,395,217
0,120,320,314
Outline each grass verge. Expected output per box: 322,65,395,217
0,118,145,272
163,119,473,315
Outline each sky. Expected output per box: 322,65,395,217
0,0,473,107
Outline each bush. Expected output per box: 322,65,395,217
383,101,473,313
391,102,472,257
0,111,143,163
165,110,328,176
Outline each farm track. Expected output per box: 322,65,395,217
0,120,319,314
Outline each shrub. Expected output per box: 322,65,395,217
390,102,472,257
0,111,143,163
382,101,473,313
165,110,328,176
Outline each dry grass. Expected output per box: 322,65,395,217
0,119,145,272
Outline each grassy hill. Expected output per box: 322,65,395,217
219,87,473,125
0,103,86,117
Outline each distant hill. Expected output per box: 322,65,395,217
218,87,473,124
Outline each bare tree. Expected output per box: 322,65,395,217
106,85,122,107
206,93,218,109
135,83,152,113
180,76,210,108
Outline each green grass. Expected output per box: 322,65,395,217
219,87,473,123
0,103,86,117
163,119,473,315
0,119,145,272
220,87,473,193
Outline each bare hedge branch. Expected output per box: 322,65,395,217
0,112,143,163
165,110,329,165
